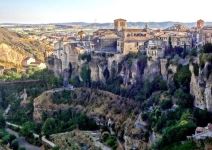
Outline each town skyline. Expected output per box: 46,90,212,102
0,0,212,24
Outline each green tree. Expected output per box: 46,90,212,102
203,43,212,53
174,89,193,108
190,48,197,56
80,65,91,86
103,68,110,81
0,114,5,128
42,118,57,136
168,36,173,50
20,121,35,138
160,99,173,110
174,65,191,91
11,139,19,150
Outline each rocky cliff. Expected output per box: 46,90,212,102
0,27,52,69
190,61,212,112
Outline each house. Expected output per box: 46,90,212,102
189,123,212,140
146,39,165,60
30,62,46,69
93,29,119,52
22,57,36,67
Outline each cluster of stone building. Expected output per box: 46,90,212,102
48,18,212,76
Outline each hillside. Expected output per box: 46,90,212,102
0,27,51,69
33,88,149,149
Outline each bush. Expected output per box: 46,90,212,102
103,134,118,150
190,48,197,56
80,64,91,86
0,114,5,128
52,90,76,104
192,63,199,76
11,139,19,150
42,118,57,136
203,43,212,53
79,53,91,62
163,140,197,150
174,65,191,91
20,121,35,138
174,89,193,108
160,99,173,110
156,120,196,149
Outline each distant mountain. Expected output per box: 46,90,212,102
54,21,212,29
0,27,51,69
1,21,212,29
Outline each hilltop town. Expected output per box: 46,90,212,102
0,18,211,150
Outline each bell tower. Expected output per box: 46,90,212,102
114,19,127,31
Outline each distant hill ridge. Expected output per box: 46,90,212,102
2,21,212,29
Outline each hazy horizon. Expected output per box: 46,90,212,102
0,0,212,24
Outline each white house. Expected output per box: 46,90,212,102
22,57,36,67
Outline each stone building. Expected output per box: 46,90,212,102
118,29,153,54
197,19,205,30
93,19,153,54
201,26,212,44
156,31,192,48
194,19,212,46
146,39,165,61
93,29,119,52
114,19,127,31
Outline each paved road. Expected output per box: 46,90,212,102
6,128,41,150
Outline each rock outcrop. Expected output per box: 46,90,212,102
33,88,149,149
190,61,212,112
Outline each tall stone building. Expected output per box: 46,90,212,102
93,19,152,54
197,19,205,30
114,19,127,31
195,19,212,46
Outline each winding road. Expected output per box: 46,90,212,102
5,128,41,150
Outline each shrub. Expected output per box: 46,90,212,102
103,134,118,150
203,43,212,53
160,99,173,110
174,89,193,108
174,65,191,91
11,139,19,150
192,63,199,76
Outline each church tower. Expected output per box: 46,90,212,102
114,19,127,31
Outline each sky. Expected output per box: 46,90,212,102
0,0,211,24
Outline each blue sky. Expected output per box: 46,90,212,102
0,0,211,23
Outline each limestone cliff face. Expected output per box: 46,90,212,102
190,64,205,109
160,59,168,81
189,62,212,112
33,88,149,149
205,74,212,112
143,59,160,81
89,54,141,87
